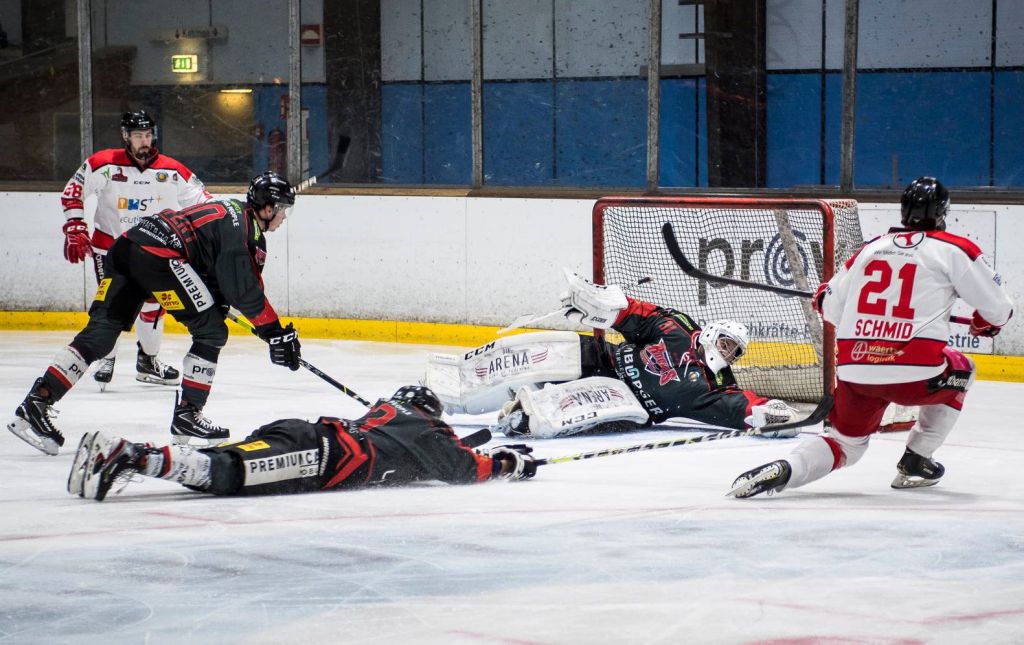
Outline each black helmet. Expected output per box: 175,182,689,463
121,110,157,134
390,385,443,418
900,176,949,231
246,171,296,210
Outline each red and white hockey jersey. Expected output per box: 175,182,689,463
821,227,1013,384
60,148,212,254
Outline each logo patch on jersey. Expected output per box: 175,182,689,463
640,339,680,386
892,231,925,249
117,197,154,212
849,341,903,363
153,290,185,311
94,278,112,301
111,168,128,182
237,440,270,452
169,260,214,312
155,171,169,182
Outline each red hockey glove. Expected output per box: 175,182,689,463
62,218,92,264
969,310,1002,338
811,282,829,315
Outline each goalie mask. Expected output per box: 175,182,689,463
698,321,749,375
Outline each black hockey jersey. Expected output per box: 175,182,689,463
125,199,278,328
606,298,767,429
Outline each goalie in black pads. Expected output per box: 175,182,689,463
425,269,799,439
68,386,536,502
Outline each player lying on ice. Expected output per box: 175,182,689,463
728,177,1014,499
68,386,537,502
425,268,801,439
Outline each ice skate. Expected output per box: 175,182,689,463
170,396,229,446
136,344,180,386
94,357,115,391
891,447,944,489
81,432,146,501
67,431,99,496
728,459,792,498
6,378,65,456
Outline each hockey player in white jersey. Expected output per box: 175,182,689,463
61,110,212,389
730,177,1014,498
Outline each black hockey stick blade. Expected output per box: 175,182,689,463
661,222,814,298
762,394,833,432
460,428,492,448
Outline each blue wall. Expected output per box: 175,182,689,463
384,70,1024,188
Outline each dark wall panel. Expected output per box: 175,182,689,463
483,81,555,186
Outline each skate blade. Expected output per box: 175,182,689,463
136,374,181,386
891,474,942,489
67,431,99,496
170,434,226,448
6,418,61,456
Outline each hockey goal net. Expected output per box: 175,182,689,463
593,196,864,403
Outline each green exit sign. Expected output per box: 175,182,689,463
171,54,198,73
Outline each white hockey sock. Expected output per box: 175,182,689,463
143,445,212,489
49,345,90,388
136,303,164,356
907,405,959,458
785,436,838,489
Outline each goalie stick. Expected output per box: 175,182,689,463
226,311,372,407
661,222,971,325
533,395,834,466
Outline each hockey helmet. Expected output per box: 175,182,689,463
698,320,749,375
391,385,443,418
900,176,949,231
120,110,157,137
247,171,296,210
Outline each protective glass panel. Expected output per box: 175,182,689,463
0,2,80,181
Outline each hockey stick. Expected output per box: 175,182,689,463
661,222,972,325
534,395,833,466
226,311,372,407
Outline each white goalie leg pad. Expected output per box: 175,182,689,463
424,331,583,414
516,376,649,439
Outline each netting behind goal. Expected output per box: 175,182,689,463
593,197,864,403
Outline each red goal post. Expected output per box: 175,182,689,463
592,196,864,403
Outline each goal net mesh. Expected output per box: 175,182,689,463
595,198,863,402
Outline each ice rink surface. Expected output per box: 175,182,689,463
1,331,1022,644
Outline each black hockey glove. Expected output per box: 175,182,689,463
489,444,537,481
264,323,301,370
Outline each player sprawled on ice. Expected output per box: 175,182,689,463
62,110,214,389
7,171,303,455
426,268,800,439
67,386,536,502
730,177,1014,499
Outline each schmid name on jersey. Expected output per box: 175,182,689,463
853,318,913,340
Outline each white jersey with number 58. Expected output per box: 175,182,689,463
820,227,1013,384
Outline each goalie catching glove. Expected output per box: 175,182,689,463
744,399,800,439
486,444,537,480
560,267,627,329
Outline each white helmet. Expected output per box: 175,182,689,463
698,320,750,375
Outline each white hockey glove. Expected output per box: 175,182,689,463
487,445,537,480
745,399,800,438
559,267,627,329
